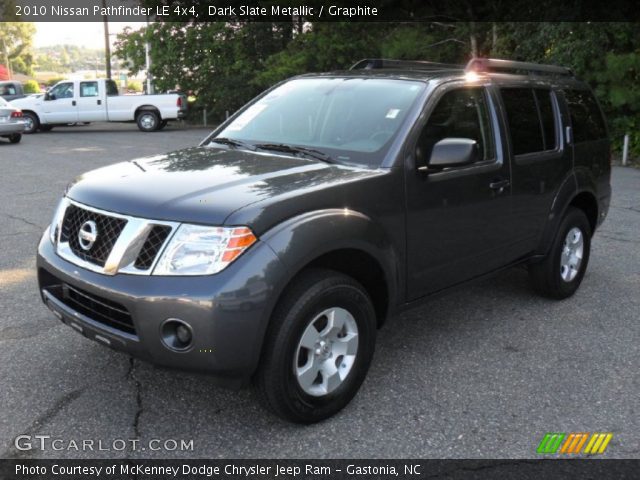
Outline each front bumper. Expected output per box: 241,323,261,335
37,229,287,386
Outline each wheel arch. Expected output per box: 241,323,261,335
134,105,162,120
536,173,599,256
261,209,400,328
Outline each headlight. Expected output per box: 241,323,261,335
49,197,69,245
153,225,257,276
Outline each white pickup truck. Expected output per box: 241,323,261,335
11,79,187,133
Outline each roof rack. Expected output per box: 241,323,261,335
465,58,573,77
350,58,463,72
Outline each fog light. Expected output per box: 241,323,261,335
176,324,192,344
160,319,194,352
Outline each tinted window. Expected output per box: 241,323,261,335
1,84,16,95
535,89,557,150
564,89,607,142
106,80,119,96
500,88,544,155
417,87,495,163
80,81,98,97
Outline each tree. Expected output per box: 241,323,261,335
0,22,36,76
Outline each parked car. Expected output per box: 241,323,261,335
37,58,611,423
0,81,27,102
11,79,187,133
0,97,25,143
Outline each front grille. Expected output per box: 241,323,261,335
61,205,127,266
134,225,172,269
52,282,136,336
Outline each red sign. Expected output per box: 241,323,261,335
0,64,10,80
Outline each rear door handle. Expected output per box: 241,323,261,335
97,99,102,105
489,179,510,191
72,100,76,106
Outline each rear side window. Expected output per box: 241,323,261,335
500,88,557,155
564,89,607,142
535,90,557,150
80,82,98,97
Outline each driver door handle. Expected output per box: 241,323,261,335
72,100,76,106
489,179,510,191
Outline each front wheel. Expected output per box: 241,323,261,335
256,269,377,423
136,111,160,132
22,112,39,134
529,207,592,299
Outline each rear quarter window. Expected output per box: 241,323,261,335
564,89,607,142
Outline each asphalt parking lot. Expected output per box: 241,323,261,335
0,123,638,459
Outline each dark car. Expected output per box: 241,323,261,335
0,81,26,102
37,58,611,423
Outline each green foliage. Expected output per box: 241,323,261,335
114,21,640,159
22,79,39,93
34,45,111,74
0,22,36,76
127,80,143,93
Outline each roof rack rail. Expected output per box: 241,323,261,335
465,58,573,77
350,58,463,72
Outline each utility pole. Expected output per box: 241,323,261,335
102,0,112,78
145,18,153,94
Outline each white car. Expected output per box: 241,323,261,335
0,97,26,144
11,79,187,133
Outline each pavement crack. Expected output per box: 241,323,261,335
4,213,44,231
610,204,640,214
3,387,86,459
597,233,640,244
126,357,143,442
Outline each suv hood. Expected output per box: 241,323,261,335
66,146,380,229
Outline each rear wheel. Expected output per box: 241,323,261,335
157,120,168,130
22,112,39,134
529,207,591,299
136,110,160,132
39,125,53,132
256,269,376,423
9,134,21,144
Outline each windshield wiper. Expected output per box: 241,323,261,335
209,137,256,151
254,143,335,164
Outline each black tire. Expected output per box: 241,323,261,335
136,110,160,132
256,268,377,423
9,134,21,144
22,112,39,134
529,207,592,299
39,125,53,132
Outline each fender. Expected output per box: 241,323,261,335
535,171,578,256
260,208,401,316
536,168,602,256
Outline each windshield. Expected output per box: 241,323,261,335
213,77,426,167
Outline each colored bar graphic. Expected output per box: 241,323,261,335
537,433,565,454
539,432,613,455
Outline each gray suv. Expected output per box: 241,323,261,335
37,58,611,423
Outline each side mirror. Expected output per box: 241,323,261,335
420,138,478,172
44,92,55,101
